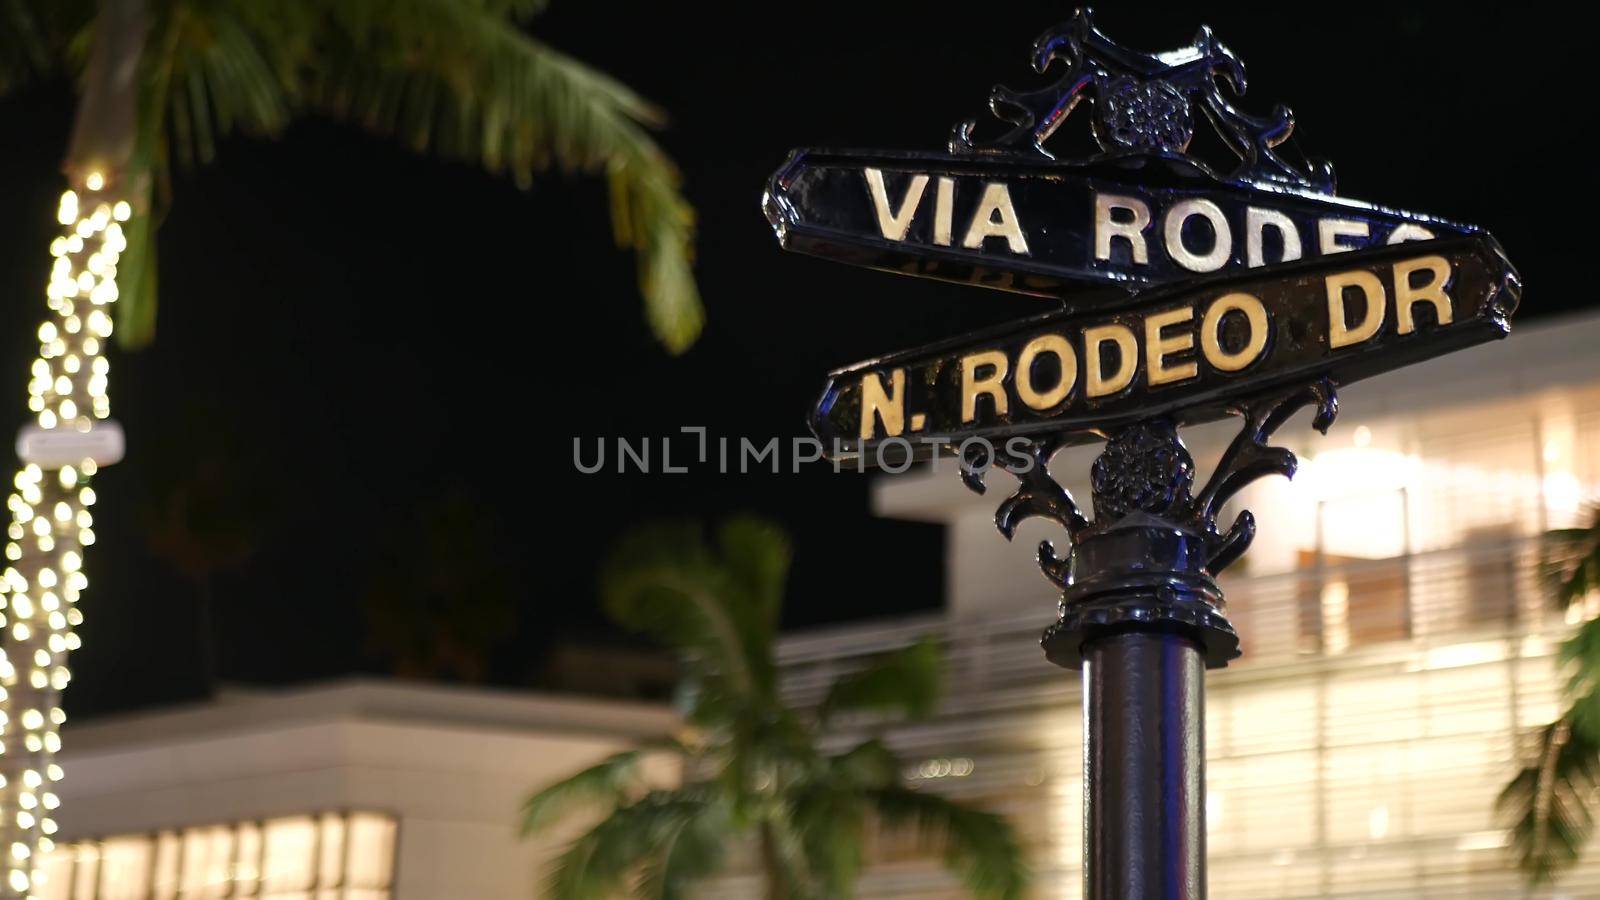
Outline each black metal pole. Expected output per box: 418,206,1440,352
1082,631,1206,899
1035,419,1246,900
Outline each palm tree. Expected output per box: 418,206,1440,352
1498,507,1600,884
361,485,518,683
139,402,268,695
0,2,700,893
523,517,1027,899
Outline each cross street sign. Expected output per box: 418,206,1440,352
766,149,1474,298
809,235,1517,461
762,8,1523,898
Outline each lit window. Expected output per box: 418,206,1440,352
35,811,396,900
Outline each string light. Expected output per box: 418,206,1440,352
0,179,120,896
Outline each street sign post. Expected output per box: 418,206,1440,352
765,10,1521,898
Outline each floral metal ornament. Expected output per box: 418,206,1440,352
962,379,1338,666
763,8,1480,299
1089,420,1197,522
952,8,1335,191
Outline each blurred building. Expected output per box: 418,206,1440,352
42,680,675,900
36,313,1600,899
770,312,1600,898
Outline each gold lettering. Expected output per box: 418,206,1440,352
1201,293,1270,372
863,168,928,242
962,183,1029,254
960,350,1010,422
1326,269,1386,348
1393,255,1453,334
1144,306,1198,386
1015,334,1077,410
1084,324,1138,398
859,368,906,440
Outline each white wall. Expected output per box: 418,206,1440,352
55,680,678,899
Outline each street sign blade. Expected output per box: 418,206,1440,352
765,149,1481,302
811,234,1518,463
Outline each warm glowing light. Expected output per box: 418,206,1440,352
1299,447,1422,500
0,181,121,887
1320,580,1350,655
1415,640,1507,672
1545,471,1583,517
1363,804,1390,839
1457,831,1510,852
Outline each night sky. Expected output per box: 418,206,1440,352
0,3,1591,717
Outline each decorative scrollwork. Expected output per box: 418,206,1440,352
960,435,1089,589
1190,377,1339,573
950,7,1335,192
958,378,1339,586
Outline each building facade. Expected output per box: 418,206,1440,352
37,314,1600,898
42,680,676,899
771,312,1600,898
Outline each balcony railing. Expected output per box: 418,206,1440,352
778,534,1562,711
764,533,1592,898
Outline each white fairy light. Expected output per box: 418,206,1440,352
0,183,121,892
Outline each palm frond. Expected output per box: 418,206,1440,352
790,783,867,896
1561,616,1600,730
477,0,552,20
1498,715,1600,884
870,785,1029,900
0,0,49,93
112,177,159,346
819,635,943,726
527,517,1024,899
97,0,307,346
1499,509,1600,886
1540,506,1600,610
1562,533,1600,612
0,0,98,89
600,521,774,703
522,745,669,835
547,790,722,900
757,817,823,900
829,738,902,789
636,796,732,900
716,515,791,653
308,0,701,352
157,0,303,169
